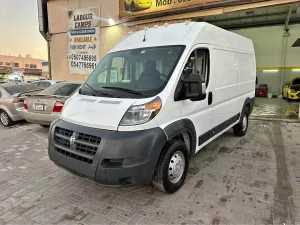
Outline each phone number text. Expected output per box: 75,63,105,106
68,54,97,62
70,61,97,69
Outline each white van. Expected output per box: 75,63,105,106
48,22,256,193
6,73,24,83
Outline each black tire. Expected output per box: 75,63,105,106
152,140,189,194
125,2,129,11
0,110,14,127
130,1,136,12
39,125,50,128
233,107,249,137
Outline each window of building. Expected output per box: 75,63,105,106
0,62,3,65
30,64,37,69
42,61,48,66
11,63,19,68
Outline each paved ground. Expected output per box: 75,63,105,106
252,98,299,120
0,99,300,225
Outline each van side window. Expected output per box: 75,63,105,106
182,49,210,85
195,49,210,86
182,51,196,78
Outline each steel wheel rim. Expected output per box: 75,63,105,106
168,151,185,184
0,112,9,126
242,115,247,132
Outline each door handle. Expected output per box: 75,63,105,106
208,92,213,105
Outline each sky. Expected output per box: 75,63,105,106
0,0,47,60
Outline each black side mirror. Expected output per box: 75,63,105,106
183,73,206,101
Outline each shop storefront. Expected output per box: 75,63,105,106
23,68,43,82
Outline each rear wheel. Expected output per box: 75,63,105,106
0,110,13,127
233,107,249,137
152,140,189,194
286,93,291,102
130,1,136,12
125,2,129,11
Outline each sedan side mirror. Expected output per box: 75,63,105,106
182,73,206,101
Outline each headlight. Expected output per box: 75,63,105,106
290,89,296,93
120,97,162,126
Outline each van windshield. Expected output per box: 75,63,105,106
80,45,185,98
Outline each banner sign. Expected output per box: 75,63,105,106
24,69,42,75
68,7,100,30
120,0,224,17
68,7,100,75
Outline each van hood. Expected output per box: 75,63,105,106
60,94,138,130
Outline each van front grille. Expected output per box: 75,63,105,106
54,127,101,164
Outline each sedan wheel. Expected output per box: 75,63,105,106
0,111,12,127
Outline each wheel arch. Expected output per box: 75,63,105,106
242,97,255,115
163,119,197,156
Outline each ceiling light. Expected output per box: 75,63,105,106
108,19,115,25
263,70,279,72
292,69,300,72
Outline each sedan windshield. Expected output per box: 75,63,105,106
80,46,185,98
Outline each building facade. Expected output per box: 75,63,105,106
0,55,43,82
45,0,300,94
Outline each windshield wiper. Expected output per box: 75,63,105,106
81,83,113,97
102,87,144,95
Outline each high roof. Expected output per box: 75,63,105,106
110,22,254,54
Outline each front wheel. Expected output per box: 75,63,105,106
233,108,249,137
152,140,189,194
0,110,13,127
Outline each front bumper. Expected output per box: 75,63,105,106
48,119,167,187
23,110,59,125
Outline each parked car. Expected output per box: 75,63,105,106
0,83,42,127
23,81,82,127
48,22,256,193
31,80,63,90
124,0,152,12
283,76,300,101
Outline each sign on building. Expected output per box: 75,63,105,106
120,0,223,18
68,7,100,75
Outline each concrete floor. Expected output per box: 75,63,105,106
252,98,300,120
0,99,299,224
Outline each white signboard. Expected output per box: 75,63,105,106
67,7,100,75
68,7,100,30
